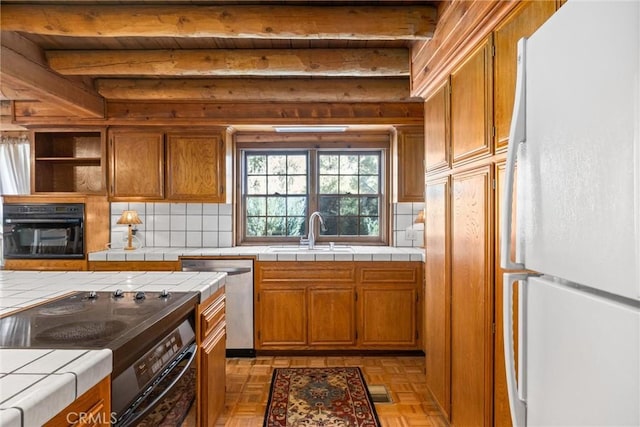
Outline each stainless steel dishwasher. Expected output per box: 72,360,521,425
181,258,255,357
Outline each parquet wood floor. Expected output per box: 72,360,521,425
184,355,448,426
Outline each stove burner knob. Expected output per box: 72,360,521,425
134,291,146,300
159,289,170,299
112,289,124,298
87,291,98,299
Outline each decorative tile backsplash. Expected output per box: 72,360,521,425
110,202,234,249
393,202,425,248
110,201,424,249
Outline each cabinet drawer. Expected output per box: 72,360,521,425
359,263,421,284
200,294,225,339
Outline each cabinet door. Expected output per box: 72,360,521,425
257,288,307,347
109,130,164,199
396,127,425,202
358,286,418,348
308,287,356,346
451,165,493,427
166,132,225,202
424,176,451,418
494,0,556,152
200,324,226,427
424,81,450,173
450,37,493,165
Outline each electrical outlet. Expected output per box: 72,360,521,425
405,228,418,241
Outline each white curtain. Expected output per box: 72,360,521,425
0,134,31,266
0,135,30,194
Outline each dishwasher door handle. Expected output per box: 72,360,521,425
182,265,252,275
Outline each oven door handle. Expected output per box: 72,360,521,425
5,218,82,224
117,343,198,427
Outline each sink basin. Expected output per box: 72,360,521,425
267,245,354,253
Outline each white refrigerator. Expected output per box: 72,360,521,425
501,1,640,426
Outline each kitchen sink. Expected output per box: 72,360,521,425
267,245,354,253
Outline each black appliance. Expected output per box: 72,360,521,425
2,203,85,259
0,290,199,426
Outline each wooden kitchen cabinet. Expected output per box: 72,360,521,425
424,176,451,418
424,81,450,174
395,126,425,202
258,287,307,346
308,286,357,346
31,129,106,194
255,261,422,351
493,0,556,152
109,129,164,200
44,376,111,426
450,37,493,166
108,128,226,202
450,165,494,427
166,132,225,202
197,287,226,427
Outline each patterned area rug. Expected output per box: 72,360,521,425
263,367,381,427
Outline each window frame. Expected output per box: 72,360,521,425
236,137,390,246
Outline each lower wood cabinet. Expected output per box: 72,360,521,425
255,261,423,351
197,287,226,427
44,376,111,427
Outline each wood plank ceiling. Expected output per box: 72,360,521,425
0,1,439,122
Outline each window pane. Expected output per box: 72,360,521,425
247,217,266,236
268,155,287,175
339,175,358,194
360,197,378,216
246,196,266,216
340,197,358,216
360,217,379,235
287,155,307,174
319,154,339,174
340,155,359,174
359,175,378,194
267,196,286,216
338,216,358,235
321,216,338,236
267,217,286,236
319,176,339,194
287,175,307,194
287,197,307,216
267,175,286,194
359,155,379,175
247,154,266,175
247,176,266,194
287,217,305,236
319,196,339,216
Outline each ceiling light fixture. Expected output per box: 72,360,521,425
273,126,349,133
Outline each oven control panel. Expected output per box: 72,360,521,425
134,329,184,387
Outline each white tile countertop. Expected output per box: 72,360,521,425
0,270,227,426
88,245,425,262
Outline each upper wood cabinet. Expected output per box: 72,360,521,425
395,126,425,202
493,0,556,152
166,133,225,202
424,81,450,174
450,36,493,166
31,129,106,194
109,130,164,200
108,128,226,202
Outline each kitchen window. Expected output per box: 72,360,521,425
237,139,389,245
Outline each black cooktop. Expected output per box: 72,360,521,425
0,290,199,375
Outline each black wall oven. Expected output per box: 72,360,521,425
2,203,85,259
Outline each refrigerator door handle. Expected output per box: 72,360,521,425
504,272,529,427
501,38,527,271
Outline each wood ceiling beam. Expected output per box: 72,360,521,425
1,5,436,40
0,35,105,118
95,78,417,102
46,48,409,77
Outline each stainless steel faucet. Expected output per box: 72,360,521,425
302,211,326,249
